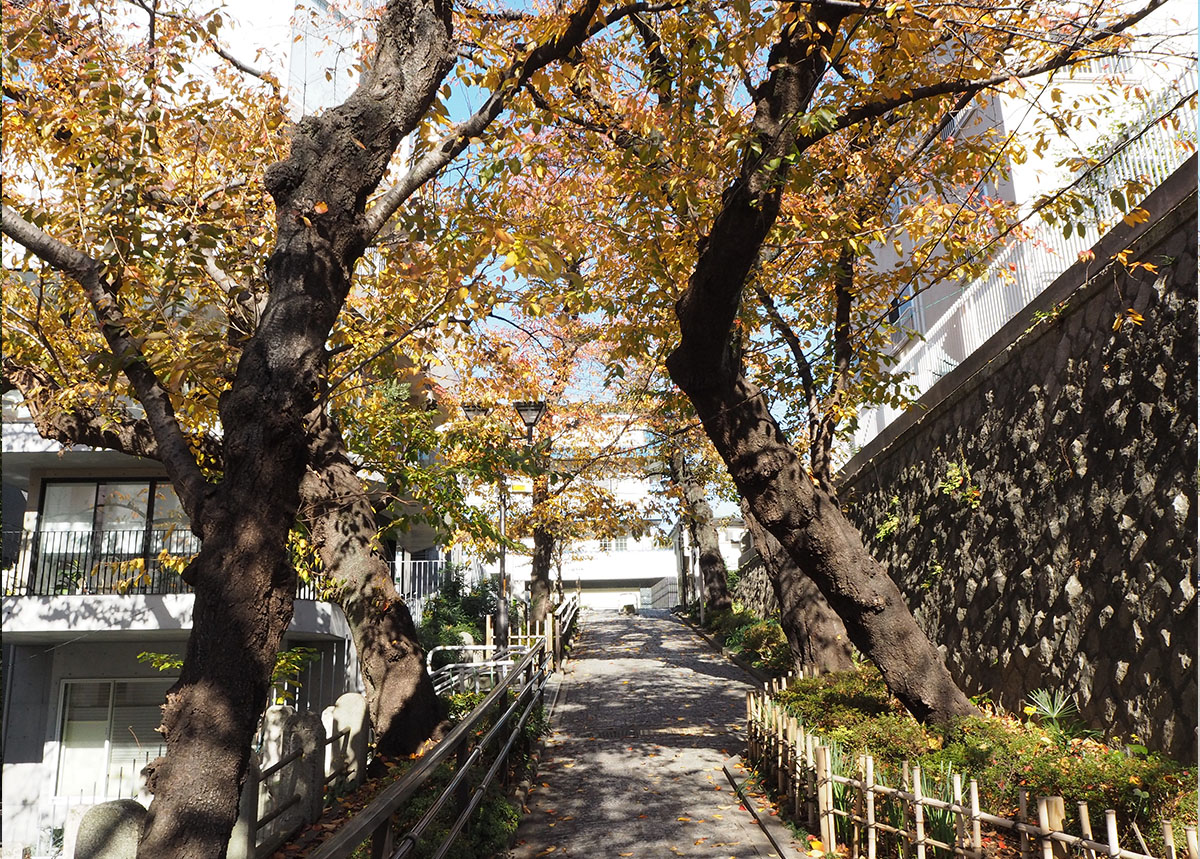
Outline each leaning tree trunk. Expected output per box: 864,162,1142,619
137,3,455,853
741,501,853,673
302,415,441,760
529,475,555,623
669,450,732,613
669,365,976,724
665,2,975,727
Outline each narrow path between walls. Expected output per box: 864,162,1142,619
507,610,794,858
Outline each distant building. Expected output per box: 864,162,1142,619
853,4,1197,453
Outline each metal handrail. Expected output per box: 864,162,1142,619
309,642,548,859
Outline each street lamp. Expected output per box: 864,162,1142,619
495,400,545,651
464,401,546,652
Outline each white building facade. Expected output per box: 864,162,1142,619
853,2,1198,452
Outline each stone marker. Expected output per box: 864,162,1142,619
330,692,369,788
73,799,145,859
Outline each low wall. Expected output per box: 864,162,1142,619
839,158,1197,760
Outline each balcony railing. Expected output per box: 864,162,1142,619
3,528,200,596
4,529,330,600
853,70,1198,452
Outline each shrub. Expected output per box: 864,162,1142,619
772,666,1196,851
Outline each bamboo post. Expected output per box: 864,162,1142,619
793,719,804,820
1105,810,1120,859
806,731,818,828
866,755,878,859
852,754,864,859
1184,826,1198,859
1037,797,1069,859
816,745,837,851
913,765,927,859
901,761,912,859
953,773,965,857
746,691,755,759
1019,789,1030,859
776,708,787,794
969,780,981,859
1162,821,1177,859
1079,802,1095,859
1037,798,1053,859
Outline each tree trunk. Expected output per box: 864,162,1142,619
670,363,976,725
302,415,441,760
668,450,731,613
141,503,298,856
137,2,455,852
741,501,853,674
530,475,554,622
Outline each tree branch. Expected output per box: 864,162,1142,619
362,0,680,243
799,0,1168,154
1,204,211,522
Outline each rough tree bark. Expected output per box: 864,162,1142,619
669,449,732,613
664,1,977,725
3,1,456,853
300,415,442,759
740,501,853,673
4,360,445,760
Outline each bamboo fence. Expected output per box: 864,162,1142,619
746,676,1197,859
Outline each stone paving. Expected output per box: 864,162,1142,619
507,610,787,858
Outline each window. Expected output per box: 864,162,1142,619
599,535,628,553
56,679,174,800
31,480,195,594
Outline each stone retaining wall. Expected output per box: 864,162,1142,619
838,159,1197,760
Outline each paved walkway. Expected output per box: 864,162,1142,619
508,610,784,858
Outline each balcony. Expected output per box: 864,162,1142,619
2,529,326,600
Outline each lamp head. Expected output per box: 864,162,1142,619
512,400,547,430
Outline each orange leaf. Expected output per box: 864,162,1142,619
313,201,328,214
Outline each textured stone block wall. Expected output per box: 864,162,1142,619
839,169,1197,761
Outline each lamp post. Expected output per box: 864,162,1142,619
464,400,546,652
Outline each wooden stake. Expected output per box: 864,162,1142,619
913,765,927,859
1079,803,1097,859
866,755,878,859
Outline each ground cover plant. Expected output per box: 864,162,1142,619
771,666,1196,855
698,602,794,674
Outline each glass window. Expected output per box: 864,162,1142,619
614,535,628,552
57,679,173,800
56,681,112,799
151,484,187,529
41,484,98,532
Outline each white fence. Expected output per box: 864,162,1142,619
855,74,1198,451
393,558,484,625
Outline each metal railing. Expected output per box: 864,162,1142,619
2,528,200,596
4,528,380,601
426,645,529,696
309,642,551,859
855,75,1198,450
